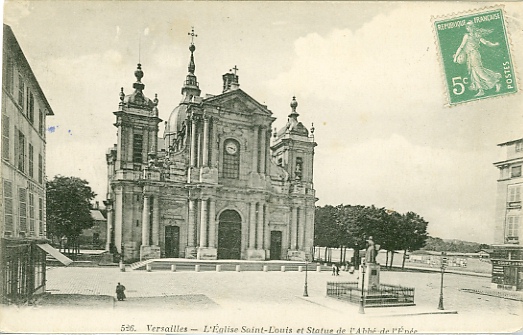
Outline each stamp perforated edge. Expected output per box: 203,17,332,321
431,4,520,108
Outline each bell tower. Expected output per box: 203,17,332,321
271,96,317,261
114,64,161,171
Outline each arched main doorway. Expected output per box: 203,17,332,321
217,210,242,259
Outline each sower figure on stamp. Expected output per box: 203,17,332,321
453,21,501,97
116,282,126,301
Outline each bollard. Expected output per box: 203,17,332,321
298,266,303,272
281,265,286,272
119,261,126,272
316,265,321,272
146,263,152,272
171,264,176,272
341,265,346,271
263,265,268,272
195,264,200,272
216,265,221,272
236,265,241,272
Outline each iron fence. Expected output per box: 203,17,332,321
326,281,415,307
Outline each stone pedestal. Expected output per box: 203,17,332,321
287,250,305,261
140,245,161,261
247,249,266,260
197,247,217,260
359,263,380,291
185,246,198,259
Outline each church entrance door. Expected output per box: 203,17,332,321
164,226,180,258
217,210,242,259
270,231,282,260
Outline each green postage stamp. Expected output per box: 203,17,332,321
433,7,518,105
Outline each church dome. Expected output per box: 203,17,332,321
164,104,188,138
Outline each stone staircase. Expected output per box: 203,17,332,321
129,258,327,272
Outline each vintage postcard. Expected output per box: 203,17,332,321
433,7,518,105
1,1,522,335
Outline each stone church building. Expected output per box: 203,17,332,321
105,38,317,262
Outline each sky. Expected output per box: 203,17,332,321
3,1,522,244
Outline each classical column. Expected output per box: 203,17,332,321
210,119,218,167
105,206,113,251
199,199,208,247
187,199,195,247
115,125,123,170
298,207,305,250
152,196,160,246
252,126,258,172
114,189,123,253
264,204,270,250
290,206,297,250
190,116,197,167
257,203,264,249
259,127,266,174
265,130,271,175
202,115,209,166
208,199,216,248
142,195,150,246
249,202,257,248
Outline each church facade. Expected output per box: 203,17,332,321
105,38,317,262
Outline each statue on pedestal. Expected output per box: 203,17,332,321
365,236,377,264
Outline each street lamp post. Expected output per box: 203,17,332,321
359,261,366,314
303,255,309,297
438,251,447,310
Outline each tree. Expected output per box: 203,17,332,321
397,211,429,269
46,175,96,255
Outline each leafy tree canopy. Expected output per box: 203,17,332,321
46,175,96,243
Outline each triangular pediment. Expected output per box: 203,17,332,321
203,89,272,116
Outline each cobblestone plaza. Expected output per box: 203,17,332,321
2,266,521,333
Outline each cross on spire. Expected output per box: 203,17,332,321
230,65,239,75
188,27,197,45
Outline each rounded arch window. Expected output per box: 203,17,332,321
223,139,240,179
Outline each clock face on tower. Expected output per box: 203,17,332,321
225,141,238,155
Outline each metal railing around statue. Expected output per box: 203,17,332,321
326,282,415,307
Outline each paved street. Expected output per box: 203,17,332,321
2,266,522,334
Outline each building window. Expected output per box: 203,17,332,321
29,192,35,235
5,56,14,94
516,142,523,152
511,166,521,178
223,139,240,179
38,154,43,184
28,92,35,124
19,188,27,233
18,73,24,108
133,133,143,163
3,180,14,233
38,109,44,135
29,143,34,178
506,216,520,238
508,185,521,203
38,197,44,236
2,114,9,161
277,157,283,167
295,157,303,180
16,129,25,172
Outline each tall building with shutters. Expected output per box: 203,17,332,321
491,138,523,291
1,24,55,303
105,35,317,262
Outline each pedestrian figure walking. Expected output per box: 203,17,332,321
116,282,126,301
335,264,340,276
331,264,336,276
